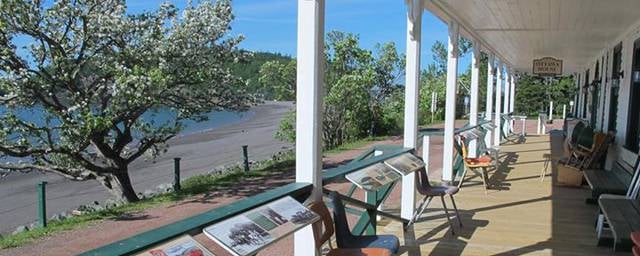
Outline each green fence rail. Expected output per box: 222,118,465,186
80,182,313,256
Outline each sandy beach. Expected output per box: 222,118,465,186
0,101,294,234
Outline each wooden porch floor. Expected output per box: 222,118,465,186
380,132,631,255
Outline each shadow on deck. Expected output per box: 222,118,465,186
381,131,630,255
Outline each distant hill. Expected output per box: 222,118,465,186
228,51,293,99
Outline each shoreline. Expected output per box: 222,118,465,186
0,101,295,234
175,109,256,138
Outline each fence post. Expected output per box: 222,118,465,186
242,145,250,172
173,158,181,192
37,181,47,228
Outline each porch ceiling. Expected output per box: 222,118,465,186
423,0,640,75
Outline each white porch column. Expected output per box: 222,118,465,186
494,62,503,146
401,0,422,220
509,73,516,113
509,72,516,130
502,68,511,136
485,54,495,148
468,42,480,158
295,0,324,254
442,20,459,182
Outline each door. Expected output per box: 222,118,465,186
625,39,640,152
609,44,622,132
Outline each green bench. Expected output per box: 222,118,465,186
584,159,638,204
598,198,640,251
594,155,640,251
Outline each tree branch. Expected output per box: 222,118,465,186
125,134,175,164
0,162,91,181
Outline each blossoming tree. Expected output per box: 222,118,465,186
0,0,253,202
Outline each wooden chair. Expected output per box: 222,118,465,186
569,132,606,168
580,131,616,169
455,135,493,194
563,125,595,167
475,126,500,170
309,202,393,256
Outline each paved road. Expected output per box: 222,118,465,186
0,102,293,234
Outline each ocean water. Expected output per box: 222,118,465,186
175,110,252,135
0,106,252,136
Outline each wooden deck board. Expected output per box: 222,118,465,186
379,133,631,255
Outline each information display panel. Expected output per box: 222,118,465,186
383,153,425,176
346,162,402,191
481,123,497,130
135,235,213,256
203,196,319,256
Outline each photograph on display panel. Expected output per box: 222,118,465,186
203,196,319,256
134,235,213,256
384,153,425,175
481,123,497,130
459,130,480,140
345,162,402,191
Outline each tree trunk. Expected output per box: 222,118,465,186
98,168,139,203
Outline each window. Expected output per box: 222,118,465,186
613,43,623,80
625,39,640,152
609,43,622,132
591,62,600,126
600,55,607,131
583,70,589,119
575,74,581,116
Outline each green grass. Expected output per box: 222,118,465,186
0,196,178,249
0,152,296,249
325,136,389,154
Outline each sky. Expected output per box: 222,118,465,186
127,0,473,72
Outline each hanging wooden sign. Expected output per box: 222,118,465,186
533,57,563,76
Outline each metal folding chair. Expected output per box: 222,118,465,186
406,167,462,234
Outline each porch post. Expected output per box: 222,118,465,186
468,41,480,158
502,68,511,136
509,72,516,129
485,54,495,148
494,61,503,146
442,20,459,182
571,72,580,115
401,0,422,220
509,72,516,112
295,0,324,254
